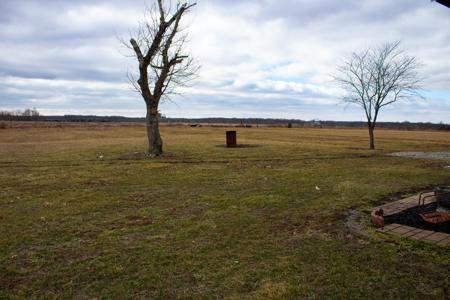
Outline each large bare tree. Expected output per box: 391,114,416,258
334,41,423,149
128,0,197,156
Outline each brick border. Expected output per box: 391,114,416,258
379,224,450,246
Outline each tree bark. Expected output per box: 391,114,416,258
129,1,197,156
368,125,375,150
146,104,163,156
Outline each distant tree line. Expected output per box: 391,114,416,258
0,108,42,121
44,115,145,123
7,114,445,131
166,118,449,131
1,109,448,131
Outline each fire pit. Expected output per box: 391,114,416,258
371,188,450,245
416,189,450,227
384,202,450,234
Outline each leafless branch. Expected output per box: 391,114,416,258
334,41,423,125
333,41,423,149
120,0,198,155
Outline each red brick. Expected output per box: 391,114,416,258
390,225,415,235
437,237,450,246
382,223,402,232
423,232,449,243
402,228,423,237
410,230,435,240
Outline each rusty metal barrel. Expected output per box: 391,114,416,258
226,131,237,148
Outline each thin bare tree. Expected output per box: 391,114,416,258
334,41,423,149
128,0,197,156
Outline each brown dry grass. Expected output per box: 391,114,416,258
0,124,449,299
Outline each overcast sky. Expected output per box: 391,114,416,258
0,0,449,122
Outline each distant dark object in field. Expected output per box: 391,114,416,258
220,130,259,148
288,123,292,128
190,124,201,128
226,131,237,148
433,0,450,8
238,121,252,128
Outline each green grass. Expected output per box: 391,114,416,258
1,125,449,299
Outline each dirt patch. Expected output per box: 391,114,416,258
107,215,154,230
0,273,22,290
128,192,147,202
82,179,115,187
270,217,309,236
167,202,213,218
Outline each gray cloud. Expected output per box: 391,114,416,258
0,0,449,122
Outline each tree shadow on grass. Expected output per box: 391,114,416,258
215,144,261,149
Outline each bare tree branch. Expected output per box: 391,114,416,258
124,0,198,156
334,41,423,149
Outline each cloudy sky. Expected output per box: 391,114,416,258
0,0,449,122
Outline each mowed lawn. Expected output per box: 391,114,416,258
1,124,449,299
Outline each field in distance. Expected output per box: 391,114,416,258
1,124,449,299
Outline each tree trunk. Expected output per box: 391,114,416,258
146,104,163,156
368,125,375,150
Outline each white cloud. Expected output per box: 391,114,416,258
0,0,449,122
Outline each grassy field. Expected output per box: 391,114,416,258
1,124,449,299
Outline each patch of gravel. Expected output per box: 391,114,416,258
389,152,450,160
